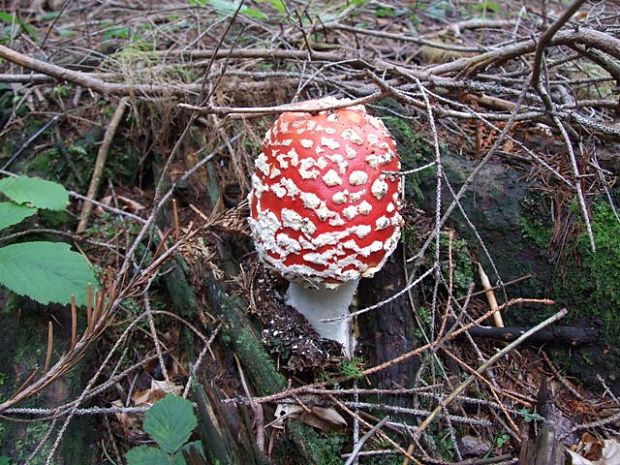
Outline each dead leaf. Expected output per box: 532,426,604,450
132,379,182,406
272,403,347,432
112,399,140,437
96,195,145,214
568,438,620,465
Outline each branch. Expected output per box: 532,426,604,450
76,97,129,233
530,0,588,88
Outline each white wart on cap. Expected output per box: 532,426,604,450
249,99,402,288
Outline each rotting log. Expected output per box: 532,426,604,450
191,382,270,465
357,247,420,402
203,273,346,465
519,378,566,465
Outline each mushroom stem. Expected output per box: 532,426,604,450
285,279,359,357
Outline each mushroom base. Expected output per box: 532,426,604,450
285,279,359,357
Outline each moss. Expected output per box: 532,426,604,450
26,151,55,174
289,425,346,465
518,216,551,249
380,116,437,205
105,141,141,185
339,358,364,379
13,422,54,465
444,236,474,298
518,191,553,249
365,454,404,465
559,201,620,343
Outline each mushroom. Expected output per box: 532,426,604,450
248,98,402,356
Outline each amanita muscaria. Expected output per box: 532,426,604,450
248,98,402,355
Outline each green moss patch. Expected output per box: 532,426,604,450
559,201,620,343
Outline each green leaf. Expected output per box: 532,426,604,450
203,0,267,20
0,12,38,40
0,455,10,465
207,0,241,15
0,241,97,306
269,0,286,15
144,395,198,454
256,0,286,15
172,451,187,465
518,407,544,423
103,26,130,40
0,202,37,230
243,7,268,20
0,176,69,211
126,446,171,465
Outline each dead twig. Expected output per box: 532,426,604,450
76,97,129,233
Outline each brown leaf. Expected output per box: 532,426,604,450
273,403,347,432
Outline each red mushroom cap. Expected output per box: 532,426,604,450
249,99,402,287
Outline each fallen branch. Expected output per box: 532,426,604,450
530,0,588,88
76,97,129,233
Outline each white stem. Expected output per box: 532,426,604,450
285,279,359,357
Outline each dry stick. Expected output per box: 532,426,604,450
413,308,568,441
25,417,59,465
554,110,596,252
0,43,114,94
330,24,484,52
321,266,436,322
562,410,620,439
143,290,170,385
1,114,60,170
69,296,77,351
344,417,390,465
530,0,588,89
182,324,221,398
76,97,129,233
1,163,148,227
86,285,92,328
235,355,265,453
440,349,521,436
178,91,383,116
478,263,504,327
540,351,584,401
427,28,620,77
44,322,54,373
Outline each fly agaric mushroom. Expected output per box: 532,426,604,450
248,98,402,355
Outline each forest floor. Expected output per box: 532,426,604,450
0,0,619,464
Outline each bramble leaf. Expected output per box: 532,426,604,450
0,176,69,211
0,241,97,306
126,446,170,465
144,395,198,454
0,202,37,230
